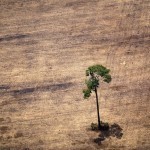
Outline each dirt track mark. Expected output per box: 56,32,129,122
0,85,10,90
7,82,74,96
65,0,99,8
0,126,10,134
110,85,127,91
0,34,29,42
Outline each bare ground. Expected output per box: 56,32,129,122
0,0,150,149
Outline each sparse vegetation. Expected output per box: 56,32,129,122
83,65,111,130
91,123,98,131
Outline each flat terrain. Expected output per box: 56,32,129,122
0,0,150,149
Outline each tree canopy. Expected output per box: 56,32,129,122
83,64,111,99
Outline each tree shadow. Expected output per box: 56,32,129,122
93,123,123,145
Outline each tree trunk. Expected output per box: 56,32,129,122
95,87,101,130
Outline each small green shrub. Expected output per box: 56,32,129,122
91,123,98,131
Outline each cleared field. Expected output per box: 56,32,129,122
0,0,150,149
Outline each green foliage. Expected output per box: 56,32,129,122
91,123,98,131
103,74,111,83
83,89,91,99
86,64,110,79
86,78,99,90
83,64,111,99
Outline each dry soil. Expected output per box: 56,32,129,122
0,0,150,149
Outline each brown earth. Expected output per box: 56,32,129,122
0,0,150,149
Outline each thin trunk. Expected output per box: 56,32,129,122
95,87,101,130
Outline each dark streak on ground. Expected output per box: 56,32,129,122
0,34,29,42
65,0,99,8
12,82,74,95
0,85,10,90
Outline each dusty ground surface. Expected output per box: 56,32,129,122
0,0,150,149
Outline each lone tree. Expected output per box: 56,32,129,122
83,64,111,130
